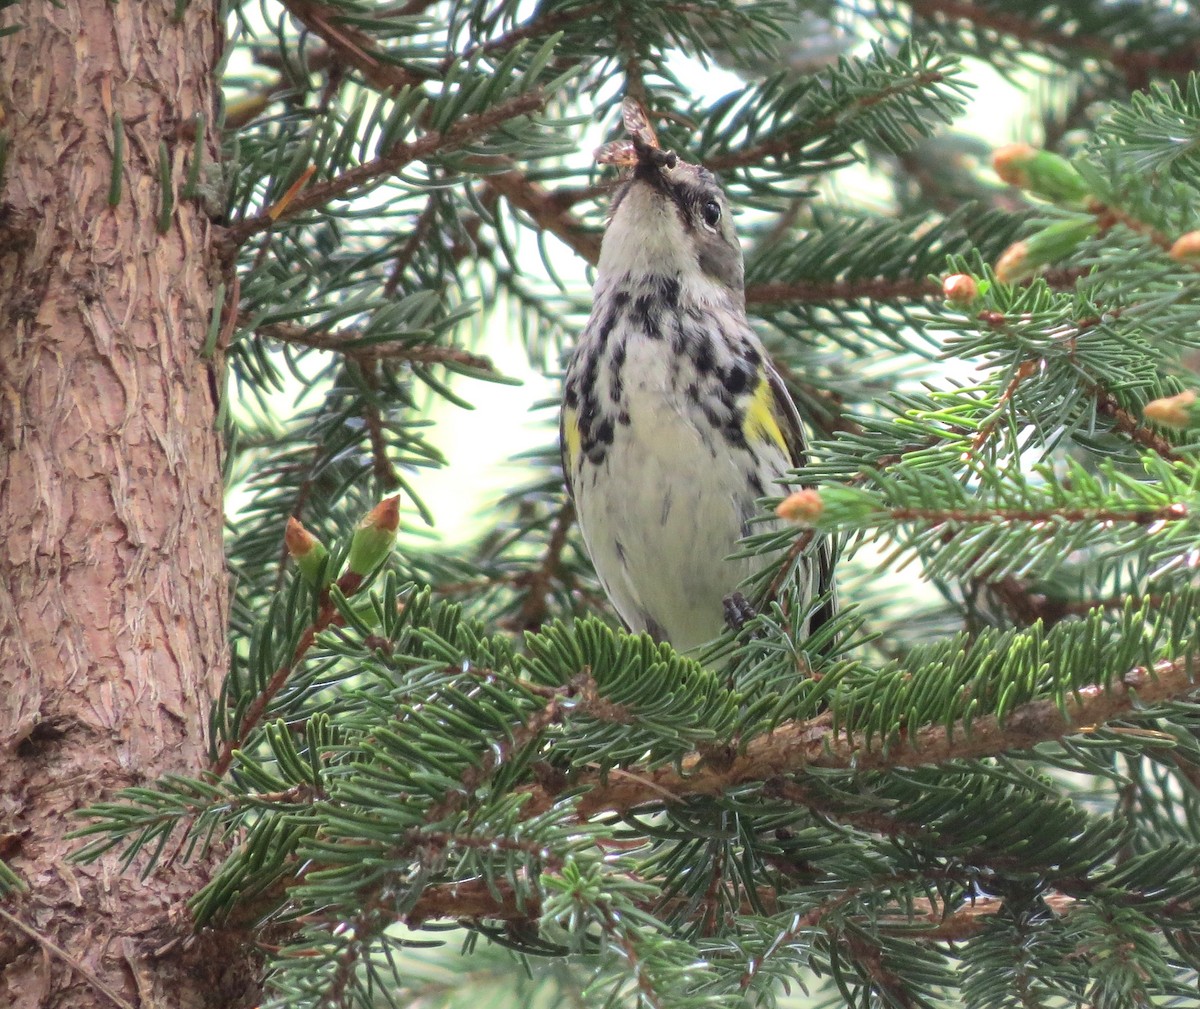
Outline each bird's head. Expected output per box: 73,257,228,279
598,137,744,301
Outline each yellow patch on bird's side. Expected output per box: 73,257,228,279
562,407,582,472
743,375,788,455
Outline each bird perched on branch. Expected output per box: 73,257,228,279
560,98,834,653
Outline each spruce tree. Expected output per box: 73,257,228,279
14,1,1200,1006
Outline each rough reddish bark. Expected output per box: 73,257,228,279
0,2,253,1006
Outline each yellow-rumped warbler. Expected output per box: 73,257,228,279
560,101,834,653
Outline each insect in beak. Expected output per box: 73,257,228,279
595,96,678,174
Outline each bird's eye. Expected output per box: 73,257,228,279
701,199,722,229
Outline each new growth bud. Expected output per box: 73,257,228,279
995,218,1097,283
776,489,824,526
1169,231,1200,264
992,144,1090,205
1144,390,1199,429
994,242,1031,284
942,274,979,305
347,496,401,577
285,517,330,588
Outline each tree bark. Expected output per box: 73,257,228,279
0,2,252,1006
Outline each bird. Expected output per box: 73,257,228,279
560,99,834,654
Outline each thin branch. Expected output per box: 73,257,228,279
878,502,1188,526
740,890,861,990
211,566,370,777
514,653,1199,819
746,277,940,304
483,168,602,264
404,877,541,925
983,576,1164,629
440,1,608,73
598,901,665,1009
1089,380,1179,460
279,0,428,92
356,363,401,489
222,89,547,249
908,0,1200,86
383,196,438,298
508,500,576,631
964,358,1039,458
253,317,496,371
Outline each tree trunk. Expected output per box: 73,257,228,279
0,2,251,1006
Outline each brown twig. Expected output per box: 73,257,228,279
278,0,428,92
1089,381,1178,460
509,500,576,631
222,89,547,250
965,358,1039,457
1090,201,1173,251
599,901,665,1009
383,196,439,298
253,316,495,371
845,930,920,1008
357,363,402,489
404,877,541,926
483,168,602,264
739,890,861,990
983,576,1164,629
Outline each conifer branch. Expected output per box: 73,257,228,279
517,653,1199,818
745,268,1089,306
598,902,665,1009
382,197,439,298
223,90,547,249
845,930,919,1009
1090,380,1179,460
983,577,1164,629
278,0,428,92
211,617,327,779
907,0,1200,83
739,890,862,990
706,70,949,172
881,502,1187,526
403,877,540,925
441,2,607,73
211,567,371,777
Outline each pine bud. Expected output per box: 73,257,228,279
1144,390,1199,429
285,517,330,588
1169,231,1200,264
994,241,1031,284
992,144,1090,204
776,489,824,525
347,496,401,577
995,218,1096,282
942,273,979,305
